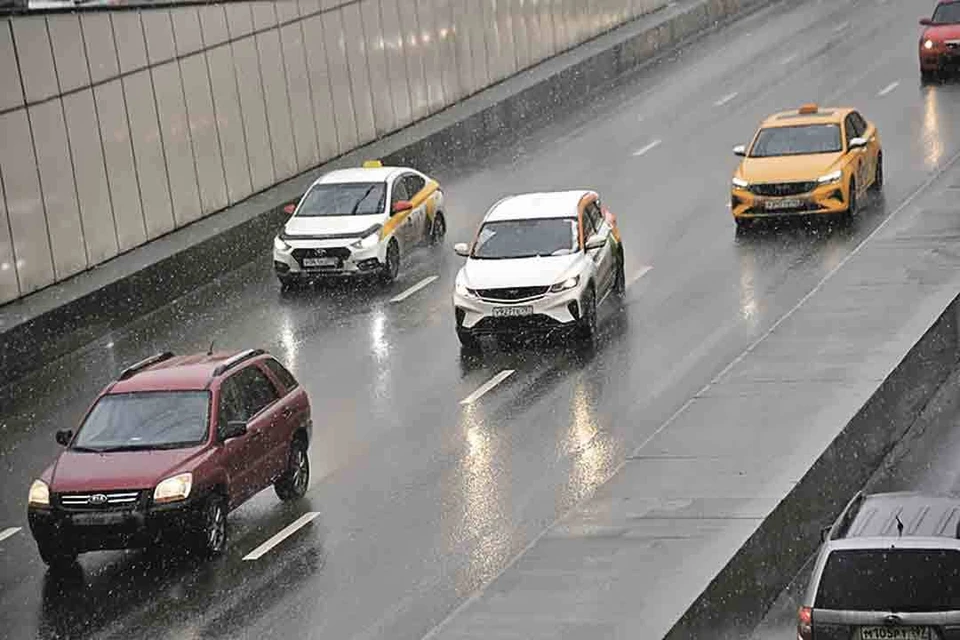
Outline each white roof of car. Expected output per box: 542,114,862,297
485,191,590,222
317,166,407,184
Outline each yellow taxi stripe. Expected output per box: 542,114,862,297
380,180,440,239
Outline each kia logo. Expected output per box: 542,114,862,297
90,494,108,505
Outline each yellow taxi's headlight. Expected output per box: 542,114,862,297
351,231,381,250
732,177,749,189
29,479,50,507
154,473,193,504
817,170,843,185
274,235,291,252
924,39,935,50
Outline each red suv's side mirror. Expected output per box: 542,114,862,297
220,421,248,442
920,17,933,26
283,203,296,215
55,429,73,446
392,200,412,215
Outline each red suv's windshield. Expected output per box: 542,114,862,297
72,391,210,452
933,2,960,24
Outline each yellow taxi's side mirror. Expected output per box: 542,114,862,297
733,144,747,157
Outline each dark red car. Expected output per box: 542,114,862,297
27,349,311,568
920,0,960,81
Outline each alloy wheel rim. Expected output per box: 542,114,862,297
292,448,308,492
207,503,225,551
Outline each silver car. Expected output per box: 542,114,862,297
800,492,960,640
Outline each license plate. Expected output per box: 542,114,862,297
493,306,534,317
302,257,338,268
70,512,130,527
859,627,930,640
764,198,803,211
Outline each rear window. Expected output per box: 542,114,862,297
816,548,960,612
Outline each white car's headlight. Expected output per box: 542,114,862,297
351,231,381,250
732,177,749,189
274,235,291,252
153,473,193,504
455,281,475,297
550,275,580,293
28,479,50,507
817,170,843,185
924,39,935,50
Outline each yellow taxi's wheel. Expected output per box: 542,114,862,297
429,212,446,246
869,154,883,192
845,179,858,218
380,241,400,283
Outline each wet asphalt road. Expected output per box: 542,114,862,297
3,0,960,638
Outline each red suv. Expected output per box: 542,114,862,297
26,349,311,568
920,0,960,82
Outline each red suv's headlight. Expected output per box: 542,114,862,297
154,473,193,504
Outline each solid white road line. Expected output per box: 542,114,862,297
626,266,653,289
714,92,738,107
243,512,320,561
632,139,662,157
833,21,850,32
0,527,21,544
390,275,439,303
781,53,798,65
878,80,900,97
460,370,515,406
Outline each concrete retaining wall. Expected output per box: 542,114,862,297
0,0,670,305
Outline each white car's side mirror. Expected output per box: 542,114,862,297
585,234,606,251
454,242,470,257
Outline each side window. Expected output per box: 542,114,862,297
851,112,868,137
390,179,409,206
218,377,244,433
235,366,280,419
403,174,426,199
264,358,299,393
844,115,859,147
583,202,602,236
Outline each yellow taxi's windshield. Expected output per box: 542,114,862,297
750,124,842,158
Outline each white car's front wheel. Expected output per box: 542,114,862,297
578,286,598,343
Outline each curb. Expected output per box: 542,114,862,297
0,0,775,388
665,293,960,639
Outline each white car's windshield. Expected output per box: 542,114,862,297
472,218,579,259
750,124,842,157
72,392,210,452
296,183,387,216
933,2,960,24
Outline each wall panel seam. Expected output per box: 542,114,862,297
274,4,303,169
199,10,231,205
171,22,205,219
0,141,22,296
252,18,279,182
112,13,149,242
295,14,321,164
224,16,256,198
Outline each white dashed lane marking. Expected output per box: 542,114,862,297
833,21,850,32
632,139,662,157
460,370,515,406
878,80,900,97
626,266,653,289
0,527,21,544
714,92,738,107
390,275,439,303
243,512,320,561
782,53,798,65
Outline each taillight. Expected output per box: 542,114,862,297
797,606,813,640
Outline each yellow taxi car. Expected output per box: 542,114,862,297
730,104,882,229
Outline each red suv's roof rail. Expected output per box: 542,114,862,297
118,351,175,380
212,349,266,378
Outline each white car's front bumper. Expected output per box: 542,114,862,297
453,283,585,334
274,239,386,278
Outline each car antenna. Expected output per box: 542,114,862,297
207,340,215,356
896,515,904,537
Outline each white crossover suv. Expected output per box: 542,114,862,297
452,191,625,350
273,161,445,288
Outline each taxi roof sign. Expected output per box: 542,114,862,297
362,160,383,168
798,103,819,115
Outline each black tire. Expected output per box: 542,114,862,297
735,217,753,232
275,437,310,501
193,494,227,558
37,541,77,570
380,241,400,284
921,68,938,84
844,179,858,220
578,286,598,343
613,250,626,299
869,153,883,192
278,275,297,291
429,212,446,246
457,328,481,352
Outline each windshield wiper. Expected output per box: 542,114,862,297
350,185,379,215
69,445,107,453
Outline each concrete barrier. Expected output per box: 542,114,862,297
666,284,960,638
0,0,775,386
0,0,672,306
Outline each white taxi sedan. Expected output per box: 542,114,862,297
273,161,446,288
452,190,625,350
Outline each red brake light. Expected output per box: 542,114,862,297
797,606,813,640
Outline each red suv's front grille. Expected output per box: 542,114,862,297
58,491,144,511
